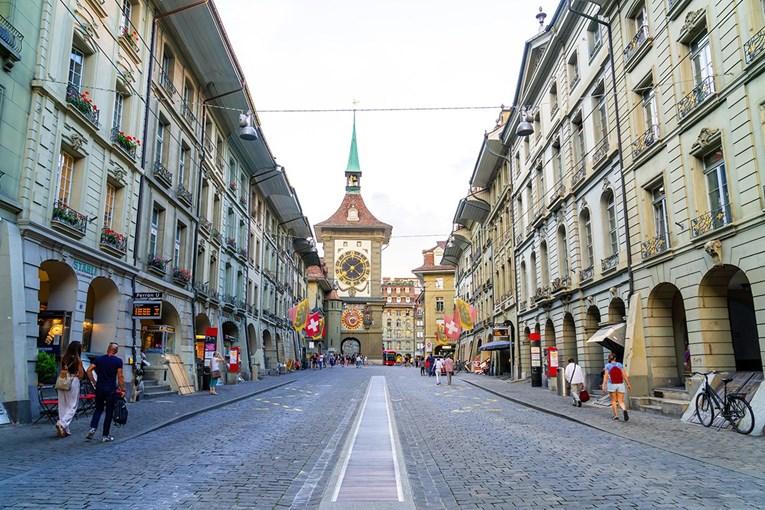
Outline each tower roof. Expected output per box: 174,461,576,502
346,112,361,172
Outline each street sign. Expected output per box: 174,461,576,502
134,292,162,300
132,301,162,319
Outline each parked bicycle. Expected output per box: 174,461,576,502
693,371,755,435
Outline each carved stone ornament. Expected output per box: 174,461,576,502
69,132,87,151
602,176,611,191
555,209,564,224
678,9,706,44
609,286,618,297
577,199,588,214
108,162,128,187
704,239,723,264
690,128,721,156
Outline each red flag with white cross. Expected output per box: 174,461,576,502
444,308,462,340
306,311,323,338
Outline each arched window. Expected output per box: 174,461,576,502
557,226,569,277
540,241,550,288
580,208,594,267
603,190,618,255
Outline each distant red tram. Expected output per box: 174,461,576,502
383,350,397,366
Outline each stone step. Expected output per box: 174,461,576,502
631,396,688,416
652,386,690,401
142,389,176,399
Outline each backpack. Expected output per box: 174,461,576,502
608,364,624,384
113,396,128,426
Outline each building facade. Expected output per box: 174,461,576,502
1,0,313,422
381,277,419,357
315,115,392,361
413,242,456,357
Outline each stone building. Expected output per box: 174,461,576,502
413,242,456,357
315,115,392,361
0,0,313,421
381,277,419,357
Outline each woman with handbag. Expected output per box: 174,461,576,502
210,352,224,395
55,341,84,437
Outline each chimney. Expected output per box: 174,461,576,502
424,250,435,266
536,6,547,31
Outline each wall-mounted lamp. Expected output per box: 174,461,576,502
516,107,534,137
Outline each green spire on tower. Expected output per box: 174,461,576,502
345,111,361,194
346,111,361,172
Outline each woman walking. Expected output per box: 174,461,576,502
210,352,225,395
56,341,83,437
602,353,632,421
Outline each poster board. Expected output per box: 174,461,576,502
164,354,194,395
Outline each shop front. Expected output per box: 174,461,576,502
138,299,180,383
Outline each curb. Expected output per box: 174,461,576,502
117,378,297,444
463,377,765,481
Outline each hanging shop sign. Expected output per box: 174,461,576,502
132,301,162,319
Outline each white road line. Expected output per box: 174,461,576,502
384,379,404,502
330,378,373,502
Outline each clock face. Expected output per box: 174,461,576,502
341,308,364,330
336,250,370,286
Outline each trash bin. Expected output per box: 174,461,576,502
200,365,211,391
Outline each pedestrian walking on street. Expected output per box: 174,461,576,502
85,342,125,442
443,356,454,385
210,352,224,395
55,341,83,437
564,358,585,407
434,357,444,385
602,353,632,421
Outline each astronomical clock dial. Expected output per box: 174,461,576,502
336,250,370,287
341,307,364,330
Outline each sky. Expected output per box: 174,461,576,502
217,0,561,278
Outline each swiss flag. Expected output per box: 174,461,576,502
306,311,323,338
444,308,462,340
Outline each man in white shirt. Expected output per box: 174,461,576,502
434,357,444,385
564,358,586,407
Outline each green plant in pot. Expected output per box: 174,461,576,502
35,351,57,385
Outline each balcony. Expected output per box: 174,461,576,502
226,237,237,251
0,13,23,70
215,154,225,172
551,101,559,118
690,204,732,239
641,235,669,259
551,276,570,293
210,228,222,244
222,294,236,311
153,160,172,188
146,255,169,276
237,247,248,261
600,253,619,274
632,125,660,159
204,137,215,156
176,183,193,207
572,161,586,187
172,268,191,287
194,281,211,298
624,25,651,64
51,201,88,238
117,25,140,55
592,138,609,167
569,73,580,91
199,218,212,233
99,227,127,257
158,71,177,101
111,127,138,160
518,299,527,313
534,286,551,303
181,101,196,127
677,76,715,120
579,266,594,284
746,26,765,65
65,86,100,128
239,195,247,208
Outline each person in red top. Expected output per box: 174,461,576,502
443,357,455,385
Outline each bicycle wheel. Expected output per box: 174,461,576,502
695,392,715,427
728,396,755,435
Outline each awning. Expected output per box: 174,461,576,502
470,124,505,188
479,340,512,351
586,323,626,356
454,197,490,227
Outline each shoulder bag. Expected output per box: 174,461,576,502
54,368,72,391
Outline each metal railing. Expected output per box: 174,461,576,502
640,235,669,259
0,13,24,59
100,227,127,255
690,204,731,239
592,137,609,166
572,161,586,186
51,200,88,236
153,160,172,187
176,183,193,205
551,276,570,293
181,101,196,126
579,266,594,283
632,125,660,159
158,70,177,100
745,25,765,64
677,76,715,120
624,25,650,63
601,253,619,273
66,85,100,127
111,127,137,160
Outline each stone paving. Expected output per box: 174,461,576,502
0,366,763,509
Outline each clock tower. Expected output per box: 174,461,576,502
315,113,392,361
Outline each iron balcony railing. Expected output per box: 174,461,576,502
632,125,660,159
100,227,127,256
111,127,138,160
690,204,732,239
0,13,23,63
181,101,196,126
641,235,669,259
176,183,193,206
677,76,715,120
147,255,169,275
199,218,212,233
66,85,100,127
624,25,650,63
592,137,609,166
745,25,765,64
601,253,619,273
551,276,570,293
579,266,594,283
572,161,586,187
158,70,177,101
51,200,88,236
153,160,173,187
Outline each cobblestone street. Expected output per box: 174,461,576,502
1,367,764,509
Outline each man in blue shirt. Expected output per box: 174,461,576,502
86,342,125,442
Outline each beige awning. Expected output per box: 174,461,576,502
587,323,626,355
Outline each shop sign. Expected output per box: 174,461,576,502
73,259,98,277
493,328,509,338
530,345,542,367
134,292,162,300
133,301,162,319
308,341,315,349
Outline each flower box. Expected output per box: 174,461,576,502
147,255,169,275
111,127,140,160
100,227,127,256
173,268,191,286
66,86,99,127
